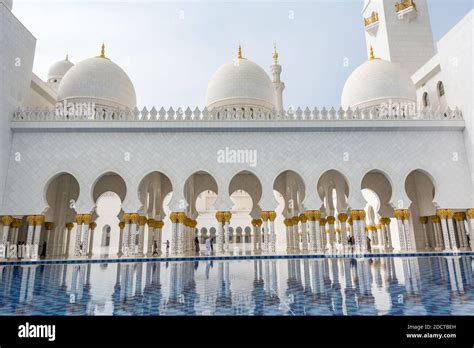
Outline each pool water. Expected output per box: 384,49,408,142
0,256,472,316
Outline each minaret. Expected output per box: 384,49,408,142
362,0,435,76
270,44,285,111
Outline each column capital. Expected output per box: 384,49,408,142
75,214,83,225
2,215,13,226
446,209,454,219
34,215,45,226
436,209,448,219
12,219,22,228
326,216,335,225
350,210,360,221
27,215,36,226
89,222,97,230
338,213,348,223
319,217,327,225
453,212,465,221
466,208,474,219
394,209,405,220
130,213,140,224
157,220,164,229
82,214,92,225
299,214,308,223
119,221,125,229
177,212,187,223
431,215,440,223
268,211,277,221
358,210,366,220
402,210,410,220
170,212,179,223
223,211,232,222
419,216,428,224
216,211,225,223
139,216,148,226
122,213,131,223
261,211,269,221
45,222,55,230
65,222,74,231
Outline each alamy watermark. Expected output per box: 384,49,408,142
217,147,257,167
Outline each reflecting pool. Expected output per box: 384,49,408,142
0,256,472,315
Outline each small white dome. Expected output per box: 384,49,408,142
58,56,136,110
206,58,276,110
341,59,416,109
47,57,74,82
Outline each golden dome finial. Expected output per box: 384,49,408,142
99,43,106,58
272,43,279,64
237,44,243,59
369,45,375,60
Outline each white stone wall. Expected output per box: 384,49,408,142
436,10,474,207
2,126,471,217
0,4,36,212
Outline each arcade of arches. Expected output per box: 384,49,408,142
0,169,473,259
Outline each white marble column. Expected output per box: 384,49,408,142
327,216,336,253
252,219,258,252
137,216,147,257
64,223,74,258
446,210,459,251
292,216,300,252
170,213,179,255
338,213,348,252
177,212,186,255
216,212,224,254
284,218,292,252
155,220,164,255
402,210,414,251
224,212,231,253
1,216,13,251
269,212,277,253
454,213,469,250
320,218,327,253
26,216,36,246
79,215,91,257
87,222,97,257
300,214,308,252
262,212,270,252
74,215,84,257
466,209,474,251
129,214,140,255
146,219,155,256
117,221,125,257
419,217,430,251
394,210,407,252
437,210,452,251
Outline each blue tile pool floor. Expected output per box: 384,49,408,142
0,256,472,315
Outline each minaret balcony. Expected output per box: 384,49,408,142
395,0,417,22
364,12,379,36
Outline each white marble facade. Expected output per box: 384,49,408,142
0,0,473,259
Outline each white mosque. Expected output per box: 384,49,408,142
0,0,473,261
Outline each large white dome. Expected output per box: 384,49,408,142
205,57,276,110
341,59,416,109
47,57,74,83
58,56,136,110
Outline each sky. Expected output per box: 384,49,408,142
11,0,473,108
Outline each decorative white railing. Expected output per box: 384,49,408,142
12,106,463,122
